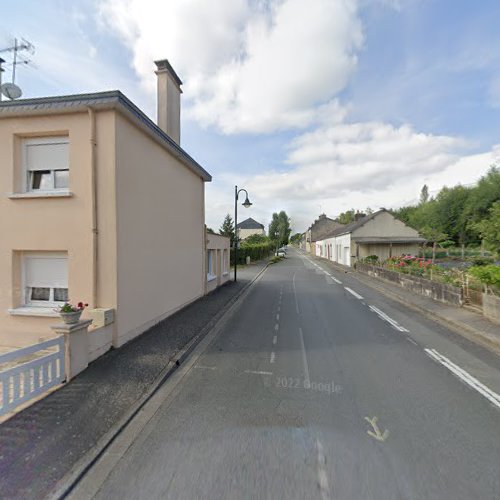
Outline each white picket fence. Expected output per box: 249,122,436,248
0,336,65,416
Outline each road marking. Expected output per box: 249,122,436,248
344,287,364,300
298,327,310,383
275,323,279,331
365,416,389,442
244,370,273,376
194,365,217,370
292,271,301,315
278,306,281,312
425,349,500,410
270,352,276,363
330,276,342,284
273,335,277,345
276,313,280,320
315,438,331,500
368,305,409,332
406,337,418,346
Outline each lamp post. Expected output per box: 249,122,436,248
234,185,252,282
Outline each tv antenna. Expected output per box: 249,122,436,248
0,38,35,101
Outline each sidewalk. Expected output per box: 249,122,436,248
0,261,267,499
312,255,500,355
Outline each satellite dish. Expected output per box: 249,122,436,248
1,82,22,100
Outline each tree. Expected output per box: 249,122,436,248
290,233,302,245
268,211,291,248
336,209,355,224
206,227,216,234
219,214,235,245
472,201,500,258
244,233,269,245
419,184,429,204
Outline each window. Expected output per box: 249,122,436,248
23,137,69,192
23,253,68,307
207,250,216,281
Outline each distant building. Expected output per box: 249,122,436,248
305,214,345,255
314,209,425,267
237,218,266,240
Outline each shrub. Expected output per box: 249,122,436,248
470,256,495,267
364,255,380,265
468,265,500,287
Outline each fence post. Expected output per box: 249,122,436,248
51,320,92,382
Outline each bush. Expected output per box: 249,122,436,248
470,256,495,266
269,256,283,264
230,242,274,265
363,255,380,265
468,265,500,287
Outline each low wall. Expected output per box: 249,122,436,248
483,293,500,324
355,262,464,307
88,324,113,363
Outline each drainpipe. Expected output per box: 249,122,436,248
88,107,98,308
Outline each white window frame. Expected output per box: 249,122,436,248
22,136,70,193
22,252,69,309
207,250,216,282
222,249,229,276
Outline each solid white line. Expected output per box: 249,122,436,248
298,327,310,383
244,370,273,376
292,271,300,315
315,438,331,500
425,349,500,410
273,335,277,345
344,287,364,300
369,305,409,332
270,352,276,363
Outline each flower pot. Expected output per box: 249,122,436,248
60,310,83,325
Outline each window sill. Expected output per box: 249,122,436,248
222,272,229,276
207,275,217,282
8,191,73,199
8,307,60,318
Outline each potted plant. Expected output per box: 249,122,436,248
57,301,88,325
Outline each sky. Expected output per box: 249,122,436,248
1,0,500,233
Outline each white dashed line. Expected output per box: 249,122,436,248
330,276,342,285
273,335,277,345
406,337,418,346
369,305,409,332
276,314,280,320
194,365,217,370
270,352,276,364
293,271,300,315
244,370,274,376
316,438,331,500
425,349,500,410
298,327,310,383
275,323,279,331
344,287,364,300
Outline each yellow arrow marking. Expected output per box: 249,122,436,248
365,416,389,442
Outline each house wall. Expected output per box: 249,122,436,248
114,112,205,347
238,227,265,240
357,242,420,261
205,233,230,294
353,211,421,239
0,111,117,346
315,233,352,266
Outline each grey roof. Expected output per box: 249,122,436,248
0,90,211,182
237,218,264,230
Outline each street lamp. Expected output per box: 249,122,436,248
234,185,252,282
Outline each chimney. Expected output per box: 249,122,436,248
354,211,366,221
154,59,183,144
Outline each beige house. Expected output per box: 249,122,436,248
315,209,425,267
205,232,230,294
0,59,213,349
236,217,265,241
305,214,344,254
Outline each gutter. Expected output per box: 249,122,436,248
88,107,98,308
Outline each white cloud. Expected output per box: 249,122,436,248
97,0,363,133
205,121,496,233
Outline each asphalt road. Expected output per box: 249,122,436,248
71,248,500,500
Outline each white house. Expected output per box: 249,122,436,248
315,209,425,267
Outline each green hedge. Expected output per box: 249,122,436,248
230,242,274,265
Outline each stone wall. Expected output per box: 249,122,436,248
355,262,464,306
483,293,500,324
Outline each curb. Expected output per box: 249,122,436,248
309,254,500,356
48,262,269,500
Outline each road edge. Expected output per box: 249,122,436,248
47,263,269,500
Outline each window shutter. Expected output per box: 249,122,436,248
26,141,69,171
25,255,68,288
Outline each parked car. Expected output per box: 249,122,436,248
276,248,286,257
